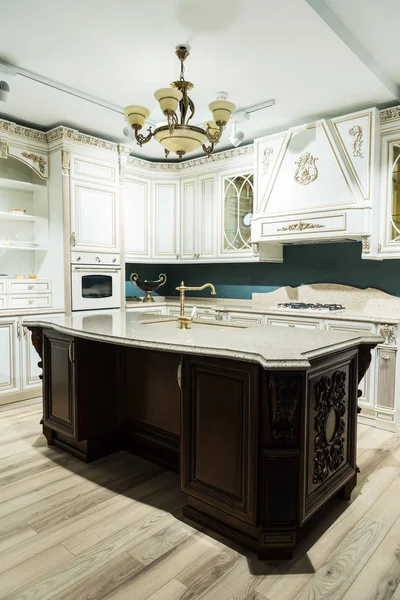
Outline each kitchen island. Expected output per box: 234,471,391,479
25,311,380,558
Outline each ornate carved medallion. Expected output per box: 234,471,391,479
61,150,71,176
361,235,371,254
269,376,301,442
379,323,397,345
349,125,364,158
0,140,7,159
294,152,318,185
261,147,273,177
21,152,46,175
313,370,346,485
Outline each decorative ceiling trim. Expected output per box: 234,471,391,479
45,126,118,151
380,107,400,123
0,120,47,142
126,144,254,171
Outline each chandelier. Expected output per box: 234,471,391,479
124,46,235,159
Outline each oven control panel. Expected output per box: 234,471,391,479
71,252,120,266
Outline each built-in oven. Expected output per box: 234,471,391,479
71,252,121,311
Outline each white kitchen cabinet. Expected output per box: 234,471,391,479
219,171,254,259
0,317,20,397
152,181,180,261
124,177,150,261
126,306,167,316
70,180,119,252
377,126,400,258
325,320,376,411
21,322,42,390
180,175,218,262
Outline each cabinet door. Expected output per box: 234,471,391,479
152,181,179,260
21,323,42,390
180,179,197,261
71,181,119,251
0,318,20,396
219,172,254,259
181,356,258,525
124,178,150,260
375,347,396,413
229,312,265,325
198,175,217,259
43,330,80,440
268,317,320,330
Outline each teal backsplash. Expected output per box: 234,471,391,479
126,241,400,300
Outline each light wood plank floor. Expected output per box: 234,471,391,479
1,399,400,600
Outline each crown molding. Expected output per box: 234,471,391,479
0,120,47,142
126,144,254,171
45,126,119,151
380,106,400,123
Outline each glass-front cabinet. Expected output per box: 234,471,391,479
221,172,254,258
391,144,400,243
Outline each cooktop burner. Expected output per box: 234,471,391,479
277,302,346,312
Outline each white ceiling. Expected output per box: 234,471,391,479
0,0,399,161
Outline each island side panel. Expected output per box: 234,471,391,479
42,330,124,461
123,347,181,471
303,347,359,520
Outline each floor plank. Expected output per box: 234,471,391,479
0,401,399,600
341,514,400,600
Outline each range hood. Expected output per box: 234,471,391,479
251,108,379,258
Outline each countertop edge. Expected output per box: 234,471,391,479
23,319,380,371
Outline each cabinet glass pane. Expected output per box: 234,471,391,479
223,174,253,251
391,145,400,242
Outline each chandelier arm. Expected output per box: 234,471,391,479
206,123,224,144
166,111,178,135
132,125,153,147
202,142,215,157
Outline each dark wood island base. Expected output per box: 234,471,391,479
29,326,375,559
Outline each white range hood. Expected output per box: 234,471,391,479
251,108,380,257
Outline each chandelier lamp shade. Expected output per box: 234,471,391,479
124,46,235,159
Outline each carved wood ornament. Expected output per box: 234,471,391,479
313,370,346,485
269,376,301,442
30,328,43,379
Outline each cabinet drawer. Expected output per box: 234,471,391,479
8,280,51,294
229,312,265,325
260,214,346,239
268,317,320,329
0,296,5,309
8,294,52,309
0,281,5,293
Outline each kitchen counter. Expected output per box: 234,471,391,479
126,293,400,325
25,309,379,559
24,310,381,369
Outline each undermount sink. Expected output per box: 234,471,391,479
139,316,249,329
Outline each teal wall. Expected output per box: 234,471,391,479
126,241,400,300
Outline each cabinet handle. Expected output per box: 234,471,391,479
288,324,295,328
28,299,35,304
71,231,76,247
176,254,179,259
68,340,74,363
177,360,183,390
28,284,34,289
381,355,391,361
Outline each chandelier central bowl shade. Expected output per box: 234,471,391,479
124,46,235,159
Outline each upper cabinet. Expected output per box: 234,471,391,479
70,180,119,252
180,175,217,262
220,172,253,259
251,108,380,256
377,116,400,259
69,154,119,254
152,181,180,261
124,176,150,262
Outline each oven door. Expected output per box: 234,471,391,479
71,265,121,311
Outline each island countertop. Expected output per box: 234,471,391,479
24,310,382,369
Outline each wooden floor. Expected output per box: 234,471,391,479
0,401,400,600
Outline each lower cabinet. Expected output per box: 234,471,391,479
228,311,265,325
0,317,20,398
0,314,61,405
267,316,321,329
180,356,258,525
43,330,79,440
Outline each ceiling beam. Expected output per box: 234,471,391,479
305,0,400,101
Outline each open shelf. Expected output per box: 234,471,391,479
0,244,48,251
0,211,36,222
0,177,45,192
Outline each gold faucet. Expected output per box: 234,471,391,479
175,281,216,329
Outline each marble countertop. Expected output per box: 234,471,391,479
24,310,382,370
126,292,400,325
